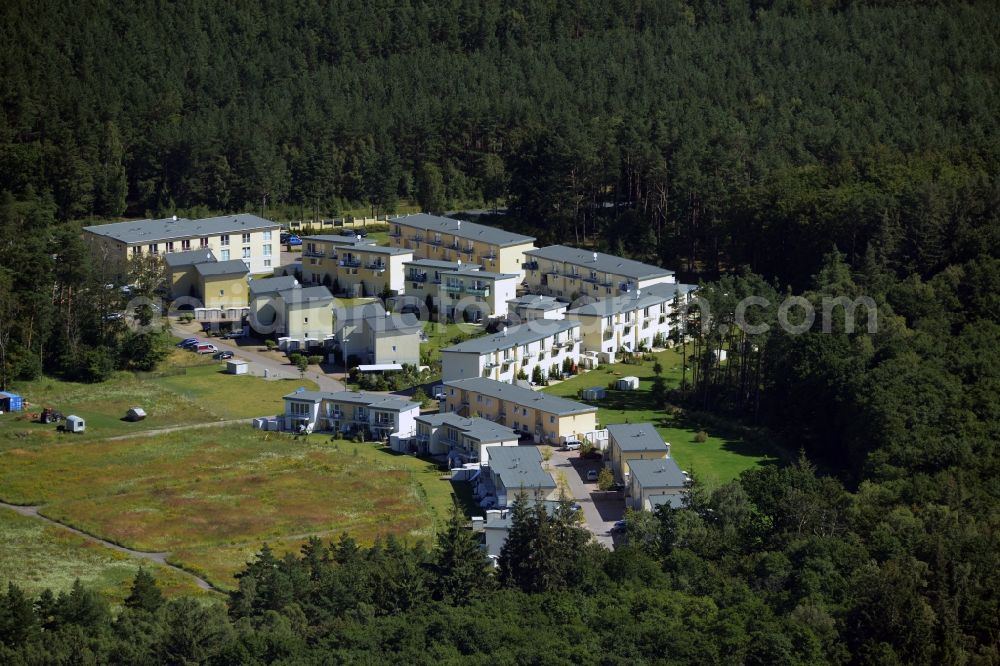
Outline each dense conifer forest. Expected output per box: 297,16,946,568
1,1,998,663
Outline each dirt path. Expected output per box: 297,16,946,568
104,418,252,441
0,502,217,592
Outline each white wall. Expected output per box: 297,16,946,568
441,351,485,382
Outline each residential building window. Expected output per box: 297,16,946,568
148,244,158,254
263,244,272,256
182,239,191,250
166,241,174,253
242,247,251,259
549,416,555,424
242,232,251,244
131,246,140,257
221,235,230,247
221,249,230,261
200,237,209,248
304,317,308,323
264,259,272,267
263,230,272,241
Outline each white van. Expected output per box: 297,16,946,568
195,343,218,354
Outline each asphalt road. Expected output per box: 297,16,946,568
548,448,624,549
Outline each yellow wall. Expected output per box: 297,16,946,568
446,388,597,444
199,273,249,309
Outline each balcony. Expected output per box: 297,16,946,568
602,331,614,341
340,258,361,268
412,234,425,242
303,249,326,258
427,237,441,246
408,272,428,282
366,262,387,272
466,286,490,297
388,230,402,238
523,261,538,270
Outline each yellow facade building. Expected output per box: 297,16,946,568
443,377,598,445
388,213,535,277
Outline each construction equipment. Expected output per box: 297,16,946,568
39,407,64,424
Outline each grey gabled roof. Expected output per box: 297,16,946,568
340,244,413,256
508,294,567,312
607,423,669,453
567,282,697,317
278,285,335,303
249,276,299,296
444,377,597,416
628,458,688,490
282,389,419,412
164,249,217,268
486,446,556,490
404,258,472,271
441,319,578,355
415,413,518,443
84,214,280,244
390,213,536,248
443,268,519,281
365,312,422,335
195,259,250,277
525,245,674,281
301,235,377,247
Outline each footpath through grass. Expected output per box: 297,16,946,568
0,424,457,589
544,348,782,488
0,507,211,604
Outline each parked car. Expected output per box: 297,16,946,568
612,519,627,532
586,469,599,482
178,338,200,349
282,234,302,246
195,343,218,354
431,385,446,400
213,350,234,360
222,330,245,339
562,439,582,451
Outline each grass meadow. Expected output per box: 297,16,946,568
0,425,457,589
0,507,212,604
0,347,460,593
544,348,783,488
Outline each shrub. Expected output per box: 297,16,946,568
307,355,323,365
264,340,277,351
597,467,614,491
694,430,709,443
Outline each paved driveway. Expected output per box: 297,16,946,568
548,448,624,549
170,319,345,392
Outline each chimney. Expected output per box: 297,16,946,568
501,326,507,337
457,220,462,230
171,215,178,222
592,252,598,262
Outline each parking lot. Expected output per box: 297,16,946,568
547,447,624,548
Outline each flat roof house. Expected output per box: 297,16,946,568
410,413,519,466
401,258,472,311
566,282,697,357
441,319,582,384
83,213,281,276
164,249,250,322
627,457,689,511
301,235,413,297
437,267,520,322
507,294,568,322
523,245,675,300
485,445,557,508
606,423,670,485
443,376,598,445
334,302,422,367
282,389,419,439
249,276,334,345
389,213,536,277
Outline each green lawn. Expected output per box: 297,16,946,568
421,320,484,367
544,349,782,488
0,424,460,589
0,349,317,450
0,507,213,604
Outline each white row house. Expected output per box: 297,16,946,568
565,282,696,357
440,319,583,383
